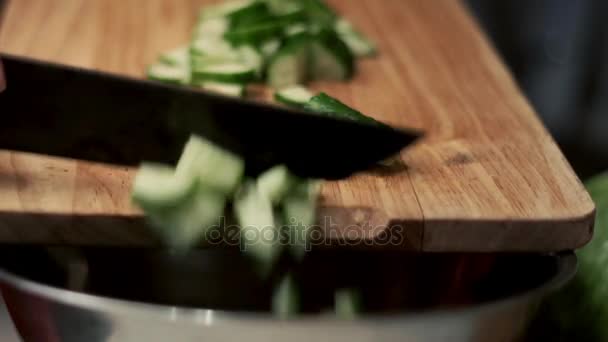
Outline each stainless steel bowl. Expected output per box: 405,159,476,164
0,248,575,342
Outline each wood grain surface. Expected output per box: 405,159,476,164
0,0,595,251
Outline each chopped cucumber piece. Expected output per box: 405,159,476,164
305,92,381,126
309,28,354,81
149,188,226,249
237,45,264,76
190,53,241,72
193,17,230,40
190,38,236,58
132,163,196,210
335,288,362,319
147,62,190,85
335,19,377,57
199,82,246,97
267,32,311,88
257,165,297,204
176,135,245,194
274,85,314,107
272,273,299,318
234,182,281,275
159,46,190,67
259,39,281,59
339,33,377,58
192,62,257,83
283,179,320,260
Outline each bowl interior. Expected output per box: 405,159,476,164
0,247,561,314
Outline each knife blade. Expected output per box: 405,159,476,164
0,53,421,179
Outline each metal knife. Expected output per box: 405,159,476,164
0,53,421,179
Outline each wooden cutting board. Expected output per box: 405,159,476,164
0,0,595,251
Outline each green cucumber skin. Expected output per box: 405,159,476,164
224,22,284,47
302,0,337,26
304,93,382,126
227,0,269,20
229,3,274,30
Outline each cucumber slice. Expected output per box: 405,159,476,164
309,28,354,81
335,19,377,57
192,62,257,83
234,182,281,275
339,33,377,58
224,21,284,47
259,39,281,59
198,82,246,97
283,179,320,260
267,32,311,88
149,188,226,249
257,165,297,204
190,53,241,72
272,273,299,318
237,45,264,76
193,17,229,40
190,38,236,58
132,163,197,210
176,135,245,194
335,288,362,319
275,85,314,107
159,46,190,67
147,62,190,85
305,92,381,126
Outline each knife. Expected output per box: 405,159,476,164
0,53,421,179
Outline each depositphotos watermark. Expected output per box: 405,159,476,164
201,216,406,252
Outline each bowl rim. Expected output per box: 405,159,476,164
0,252,576,326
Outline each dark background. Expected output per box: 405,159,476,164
466,0,608,180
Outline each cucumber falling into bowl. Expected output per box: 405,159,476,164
140,0,388,319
